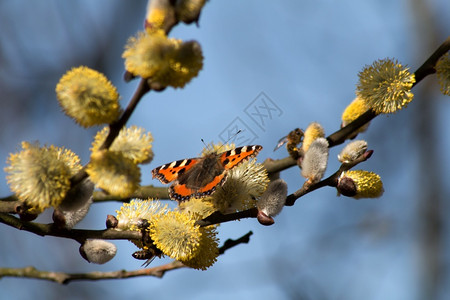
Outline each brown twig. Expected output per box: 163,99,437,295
285,150,374,206
413,36,450,85
267,37,450,171
196,209,259,227
219,231,253,254
0,261,185,284
0,213,141,242
0,231,253,284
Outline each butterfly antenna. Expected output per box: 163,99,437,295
218,129,242,152
200,129,243,153
225,129,242,145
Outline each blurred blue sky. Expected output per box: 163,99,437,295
0,1,449,299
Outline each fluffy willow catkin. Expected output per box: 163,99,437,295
338,140,368,163
53,179,94,229
79,239,117,264
257,179,288,217
301,137,329,183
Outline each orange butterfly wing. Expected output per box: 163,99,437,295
170,172,227,201
151,158,199,184
219,145,262,170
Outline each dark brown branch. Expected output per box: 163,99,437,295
101,79,150,150
326,109,378,147
264,156,297,175
0,186,170,213
196,208,259,227
285,150,374,206
413,36,450,85
266,37,450,171
0,213,141,242
219,231,253,254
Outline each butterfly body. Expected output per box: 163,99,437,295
152,145,262,201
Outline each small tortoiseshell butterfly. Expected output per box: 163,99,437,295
151,145,263,201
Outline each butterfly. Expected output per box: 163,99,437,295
151,145,263,201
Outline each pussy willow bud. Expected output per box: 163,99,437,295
338,140,368,163
53,179,94,229
337,170,384,199
301,138,329,183
257,179,287,218
106,215,119,229
79,239,117,264
257,210,275,226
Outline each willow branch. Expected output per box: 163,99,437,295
219,231,253,254
0,262,185,284
413,36,450,85
196,208,259,227
265,37,450,171
285,150,374,206
0,231,253,284
0,213,141,242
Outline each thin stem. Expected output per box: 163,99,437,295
285,150,374,206
0,231,254,284
0,213,141,242
196,208,259,227
413,36,450,85
0,262,184,284
100,78,150,150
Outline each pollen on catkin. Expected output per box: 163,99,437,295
87,150,141,198
149,210,202,261
177,197,216,220
116,198,168,231
302,122,325,152
122,30,203,88
182,226,219,270
5,142,82,213
145,0,175,32
123,30,175,79
356,58,415,114
91,126,154,164
55,66,121,128
341,96,370,138
301,138,329,184
154,40,203,88
338,170,384,199
436,52,450,96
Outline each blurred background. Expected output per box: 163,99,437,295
0,0,449,299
